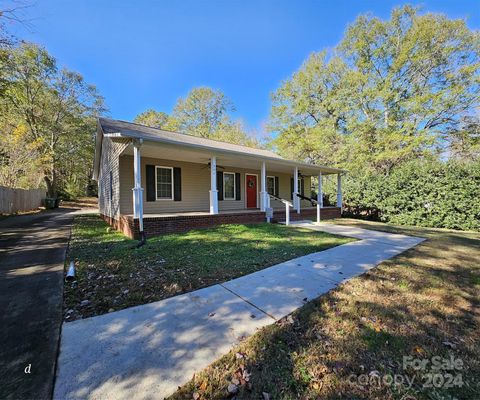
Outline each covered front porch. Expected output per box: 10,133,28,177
112,134,344,238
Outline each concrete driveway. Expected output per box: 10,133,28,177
0,209,74,400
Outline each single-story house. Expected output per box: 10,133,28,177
93,118,345,239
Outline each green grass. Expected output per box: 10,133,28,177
169,219,480,400
63,214,353,321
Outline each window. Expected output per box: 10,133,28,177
155,166,173,200
223,172,235,200
267,176,275,195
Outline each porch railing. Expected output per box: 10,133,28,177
295,193,319,206
295,193,323,223
268,194,294,225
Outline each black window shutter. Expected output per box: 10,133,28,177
217,171,224,201
146,165,155,201
274,176,279,197
235,173,241,200
301,178,305,196
290,177,293,200
173,167,181,201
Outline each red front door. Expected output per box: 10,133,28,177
246,175,257,208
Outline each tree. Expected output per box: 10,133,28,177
212,119,259,148
170,87,233,138
0,42,105,197
270,6,480,172
168,86,259,146
0,2,32,48
269,52,351,166
446,116,480,161
0,122,43,188
133,109,169,129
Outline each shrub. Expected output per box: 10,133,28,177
341,160,480,231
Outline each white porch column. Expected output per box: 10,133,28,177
316,171,323,223
337,173,343,210
260,161,267,212
293,166,300,214
132,139,144,237
209,156,219,214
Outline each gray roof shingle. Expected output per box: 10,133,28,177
99,117,284,160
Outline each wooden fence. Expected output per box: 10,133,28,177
0,186,47,214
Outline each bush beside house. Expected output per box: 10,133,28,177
335,160,480,231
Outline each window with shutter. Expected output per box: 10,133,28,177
266,176,275,195
223,172,235,200
155,166,174,200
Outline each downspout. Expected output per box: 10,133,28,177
132,138,146,247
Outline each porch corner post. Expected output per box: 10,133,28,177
285,202,290,226
293,166,300,214
337,173,343,211
317,171,323,223
209,156,219,214
132,139,145,242
260,161,267,212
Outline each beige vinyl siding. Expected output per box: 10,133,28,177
120,156,209,214
98,137,129,218
119,155,313,214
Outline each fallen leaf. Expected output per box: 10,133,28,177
414,346,424,354
199,380,207,391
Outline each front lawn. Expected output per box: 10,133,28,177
63,214,353,321
169,219,480,400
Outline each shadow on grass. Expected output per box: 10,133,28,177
168,227,480,400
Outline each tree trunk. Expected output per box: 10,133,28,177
44,165,57,198
44,175,54,197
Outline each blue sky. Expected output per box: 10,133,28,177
7,0,480,135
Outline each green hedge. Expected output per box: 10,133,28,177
338,160,480,231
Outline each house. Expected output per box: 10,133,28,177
93,118,344,239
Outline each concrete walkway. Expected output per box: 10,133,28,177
0,209,74,400
54,222,424,400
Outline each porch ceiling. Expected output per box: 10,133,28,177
121,139,341,176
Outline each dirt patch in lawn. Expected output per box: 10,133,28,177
63,214,352,322
168,219,480,400
61,197,98,209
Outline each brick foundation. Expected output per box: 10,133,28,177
101,207,341,239
101,214,136,238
